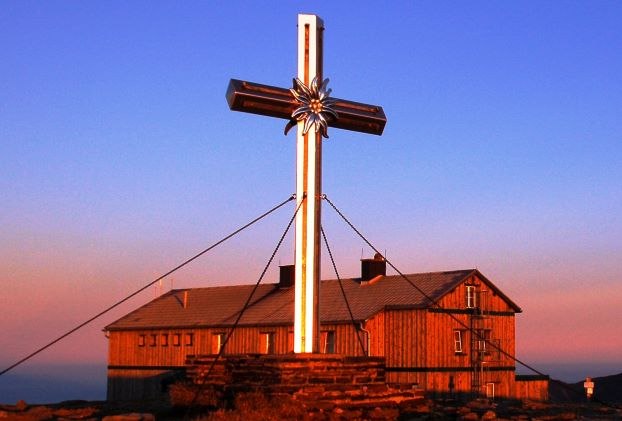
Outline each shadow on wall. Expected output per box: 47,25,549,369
107,368,186,401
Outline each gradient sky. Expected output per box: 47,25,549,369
1,1,621,396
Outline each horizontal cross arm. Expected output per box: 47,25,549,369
226,79,386,136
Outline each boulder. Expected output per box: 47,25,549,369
102,413,155,421
481,409,497,420
460,411,479,421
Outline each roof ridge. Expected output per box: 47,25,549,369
161,269,477,291
105,268,516,331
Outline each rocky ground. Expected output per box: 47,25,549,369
1,396,621,420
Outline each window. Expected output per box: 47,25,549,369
453,330,463,353
478,339,487,352
185,333,194,347
486,382,495,399
161,334,169,347
260,332,276,354
466,285,477,308
321,331,336,354
475,329,491,354
173,333,181,347
212,333,225,354
150,334,157,347
138,334,146,347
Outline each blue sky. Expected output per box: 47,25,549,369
1,1,621,401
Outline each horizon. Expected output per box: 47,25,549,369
2,360,620,404
1,1,621,402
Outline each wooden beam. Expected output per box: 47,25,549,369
226,79,387,136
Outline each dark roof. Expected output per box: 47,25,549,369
105,269,521,331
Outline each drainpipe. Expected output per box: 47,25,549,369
359,322,371,356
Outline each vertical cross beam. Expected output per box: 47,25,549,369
225,13,386,354
294,14,323,354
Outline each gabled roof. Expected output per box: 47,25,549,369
105,269,521,331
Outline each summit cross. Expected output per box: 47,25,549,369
226,14,386,353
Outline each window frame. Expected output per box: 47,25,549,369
185,333,194,347
321,330,336,354
261,332,276,354
453,329,463,353
212,332,225,354
486,382,495,399
478,339,487,352
161,333,169,347
172,333,181,347
466,285,477,308
475,329,491,356
138,334,146,347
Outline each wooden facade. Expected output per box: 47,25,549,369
105,267,548,401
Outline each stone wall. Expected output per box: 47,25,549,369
182,353,424,417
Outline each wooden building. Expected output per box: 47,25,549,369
104,257,548,401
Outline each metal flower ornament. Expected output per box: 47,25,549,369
284,76,339,138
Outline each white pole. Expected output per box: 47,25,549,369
294,14,323,354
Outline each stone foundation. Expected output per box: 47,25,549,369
182,354,424,417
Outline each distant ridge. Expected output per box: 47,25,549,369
550,372,622,404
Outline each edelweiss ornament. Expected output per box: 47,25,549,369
285,76,338,138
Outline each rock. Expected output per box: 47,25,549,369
57,418,99,421
460,412,480,421
54,407,97,418
443,405,458,415
102,414,155,421
468,398,493,410
331,408,362,419
481,409,497,420
368,407,400,420
458,406,472,415
409,403,431,414
21,406,55,420
524,400,548,410
0,410,8,418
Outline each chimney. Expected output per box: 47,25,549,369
279,264,295,288
360,253,386,282
183,290,188,308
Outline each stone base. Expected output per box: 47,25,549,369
183,354,424,417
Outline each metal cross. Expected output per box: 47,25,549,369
226,14,386,353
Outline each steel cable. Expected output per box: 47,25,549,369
0,195,295,377
321,225,367,356
323,195,618,409
184,196,303,419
